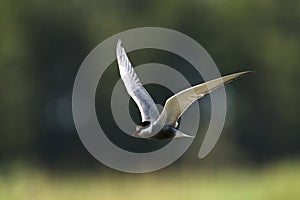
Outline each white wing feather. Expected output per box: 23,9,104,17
116,39,159,122
155,71,253,126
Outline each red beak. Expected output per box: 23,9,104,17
132,130,140,136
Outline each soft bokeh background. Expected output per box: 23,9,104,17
1,0,299,199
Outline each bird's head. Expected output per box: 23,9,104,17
132,121,151,137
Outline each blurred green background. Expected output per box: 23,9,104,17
1,0,300,199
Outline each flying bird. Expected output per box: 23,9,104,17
116,39,252,140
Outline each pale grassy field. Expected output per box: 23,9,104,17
1,162,299,200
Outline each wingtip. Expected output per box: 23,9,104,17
246,70,255,74
117,38,123,49
241,70,255,75
234,70,255,78
117,38,122,44
116,38,125,58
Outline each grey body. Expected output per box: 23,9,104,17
116,39,252,140
149,126,177,140
149,126,195,140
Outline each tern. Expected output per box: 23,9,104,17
116,39,252,140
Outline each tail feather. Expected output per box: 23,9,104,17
172,128,196,139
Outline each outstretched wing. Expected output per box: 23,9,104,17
155,71,253,126
116,39,159,122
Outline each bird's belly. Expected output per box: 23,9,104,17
149,126,176,140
